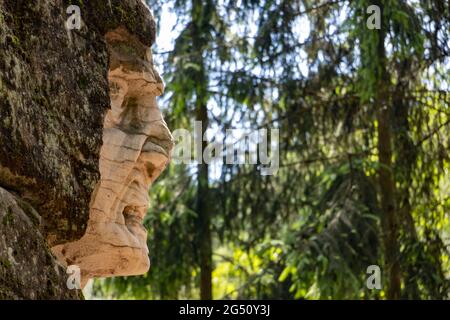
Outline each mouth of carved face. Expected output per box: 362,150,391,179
122,204,147,240
123,205,144,224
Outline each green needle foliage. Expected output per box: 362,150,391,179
93,0,449,299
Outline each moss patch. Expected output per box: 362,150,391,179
2,208,14,226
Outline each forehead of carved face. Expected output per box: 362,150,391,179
107,27,164,96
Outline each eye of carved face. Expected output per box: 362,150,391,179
51,27,173,287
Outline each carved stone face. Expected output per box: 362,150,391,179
52,28,173,285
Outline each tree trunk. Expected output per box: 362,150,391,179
392,64,421,299
377,107,402,299
375,1,401,299
196,104,213,300
191,0,213,300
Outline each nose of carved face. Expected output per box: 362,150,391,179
51,27,173,286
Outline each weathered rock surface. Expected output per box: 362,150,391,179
0,187,82,299
0,0,157,246
0,0,172,298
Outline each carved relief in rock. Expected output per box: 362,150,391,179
52,27,173,286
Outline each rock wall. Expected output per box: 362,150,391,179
0,187,82,299
0,0,171,299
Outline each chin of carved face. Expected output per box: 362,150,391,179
51,27,173,286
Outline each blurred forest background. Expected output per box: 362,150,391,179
90,0,449,299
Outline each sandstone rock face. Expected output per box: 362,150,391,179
0,187,82,299
0,0,172,298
